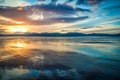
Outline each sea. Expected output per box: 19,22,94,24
0,36,120,80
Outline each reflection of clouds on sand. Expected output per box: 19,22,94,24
29,55,44,64
1,68,29,80
28,39,74,52
0,37,74,61
0,68,80,80
71,42,120,60
10,41,26,48
0,36,120,62
4,39,28,49
0,39,30,61
0,37,120,80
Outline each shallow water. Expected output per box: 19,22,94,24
0,36,120,80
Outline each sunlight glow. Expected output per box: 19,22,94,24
10,41,26,48
10,27,28,33
2,40,30,58
0,16,24,24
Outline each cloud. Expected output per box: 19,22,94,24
99,19,120,25
87,0,103,5
51,16,89,23
0,0,119,34
98,16,120,25
30,4,91,15
0,0,30,7
0,16,24,25
23,16,89,25
0,2,91,25
0,27,9,34
90,27,120,34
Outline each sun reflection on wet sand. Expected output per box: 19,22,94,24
0,37,120,80
0,39,31,61
0,37,119,62
10,41,26,48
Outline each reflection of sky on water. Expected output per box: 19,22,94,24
0,36,120,80
0,67,81,80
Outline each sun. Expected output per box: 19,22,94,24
10,27,28,33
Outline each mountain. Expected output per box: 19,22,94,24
0,32,120,37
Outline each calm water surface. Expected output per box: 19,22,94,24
0,36,120,80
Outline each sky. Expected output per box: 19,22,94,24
0,0,120,34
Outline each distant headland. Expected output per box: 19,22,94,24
0,32,120,37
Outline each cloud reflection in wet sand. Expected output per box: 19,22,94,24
0,37,75,61
0,36,120,80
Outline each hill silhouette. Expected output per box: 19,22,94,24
0,32,120,37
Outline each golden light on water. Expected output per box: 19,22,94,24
10,41,26,48
0,39,29,61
